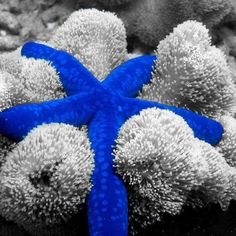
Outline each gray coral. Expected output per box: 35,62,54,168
115,0,234,47
0,134,15,170
140,20,236,119
217,115,236,167
115,108,236,229
92,0,133,7
0,9,127,112
115,108,207,226
49,9,127,81
0,47,65,106
0,123,94,233
0,71,13,111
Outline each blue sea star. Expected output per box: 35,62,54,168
0,42,223,236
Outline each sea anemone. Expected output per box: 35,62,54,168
91,0,133,7
0,71,13,111
217,115,236,167
0,123,94,233
195,140,236,208
19,57,65,103
114,108,208,226
49,9,127,81
111,0,234,47
115,107,236,229
0,9,127,109
140,20,236,119
0,48,65,107
0,134,15,169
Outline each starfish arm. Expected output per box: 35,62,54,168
102,55,156,97
87,110,128,236
21,42,102,96
122,97,223,145
0,93,96,141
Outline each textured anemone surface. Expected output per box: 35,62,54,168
18,57,65,102
0,123,94,233
93,0,133,7
115,108,207,227
115,108,236,229
49,9,127,81
217,115,236,167
0,134,15,169
195,140,236,208
140,20,236,119
0,71,13,111
0,48,65,107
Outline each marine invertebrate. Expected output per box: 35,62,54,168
113,0,234,47
0,71,13,111
49,9,127,81
0,47,64,107
217,115,236,167
82,0,133,8
140,20,236,119
0,42,223,236
115,108,208,227
0,134,15,169
0,123,94,233
0,9,127,110
115,108,236,229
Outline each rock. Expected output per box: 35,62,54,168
227,55,236,85
0,35,21,51
18,13,45,40
41,4,71,24
38,0,57,9
0,11,21,34
220,27,236,58
0,3,9,11
8,0,21,14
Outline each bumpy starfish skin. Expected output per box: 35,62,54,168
0,42,224,236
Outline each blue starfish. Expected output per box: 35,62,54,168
0,42,223,236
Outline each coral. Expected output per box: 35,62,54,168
90,0,133,8
112,0,234,47
19,57,65,102
114,108,207,227
117,0,192,47
0,123,94,233
219,27,236,58
196,140,236,207
192,0,233,28
49,9,127,81
0,9,127,111
140,20,236,119
0,134,15,169
0,9,235,236
0,48,22,76
115,108,236,229
217,115,236,167
0,41,223,236
0,71,13,111
0,47,65,106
